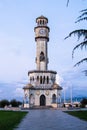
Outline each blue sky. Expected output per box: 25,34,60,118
0,0,87,101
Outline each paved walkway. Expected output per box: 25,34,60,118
14,109,87,130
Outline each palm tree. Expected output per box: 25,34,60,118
66,0,69,6
65,8,87,75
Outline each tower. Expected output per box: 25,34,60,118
23,16,62,108
34,16,49,71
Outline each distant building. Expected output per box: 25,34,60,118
23,16,62,108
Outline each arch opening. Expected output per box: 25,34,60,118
52,94,56,103
40,95,46,106
40,52,45,61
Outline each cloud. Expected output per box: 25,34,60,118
0,89,3,97
13,87,23,97
0,90,2,93
0,81,25,100
59,65,87,99
56,74,64,84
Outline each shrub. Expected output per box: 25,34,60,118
10,99,22,107
0,99,9,108
80,98,87,108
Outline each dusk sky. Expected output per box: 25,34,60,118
0,0,87,101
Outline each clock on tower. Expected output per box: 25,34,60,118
39,29,46,35
34,15,50,42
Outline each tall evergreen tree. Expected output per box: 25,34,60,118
65,1,87,75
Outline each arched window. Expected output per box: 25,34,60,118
40,95,46,106
37,76,39,81
32,77,34,81
40,76,42,84
47,76,49,84
43,76,45,84
43,20,44,25
52,94,56,103
30,77,32,81
40,20,41,25
37,76,39,83
41,20,43,25
40,52,45,61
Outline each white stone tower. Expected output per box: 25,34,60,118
35,16,49,71
23,16,62,108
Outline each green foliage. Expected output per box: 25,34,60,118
65,110,87,121
0,111,27,130
80,98,87,108
0,99,9,108
65,3,87,75
74,58,87,67
63,104,65,107
76,9,87,23
0,99,22,108
66,0,69,6
10,99,22,107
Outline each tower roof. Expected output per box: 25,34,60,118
23,83,33,89
52,83,63,90
36,15,48,23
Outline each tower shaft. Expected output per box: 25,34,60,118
34,16,50,71
36,38,48,70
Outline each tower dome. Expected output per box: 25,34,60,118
36,15,48,26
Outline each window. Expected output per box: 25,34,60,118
40,20,41,25
40,76,42,84
43,20,44,25
52,94,56,103
47,76,49,84
43,76,45,84
32,77,34,81
40,52,45,61
37,76,39,81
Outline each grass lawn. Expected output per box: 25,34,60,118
65,110,87,121
0,110,28,130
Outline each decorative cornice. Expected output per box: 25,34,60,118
35,36,49,42
23,87,62,90
34,26,50,32
28,70,57,75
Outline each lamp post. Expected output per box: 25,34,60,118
64,88,66,103
70,85,72,105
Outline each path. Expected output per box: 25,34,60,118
14,109,87,130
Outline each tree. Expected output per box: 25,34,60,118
66,0,69,7
80,98,87,108
0,99,9,108
65,2,87,75
10,99,22,107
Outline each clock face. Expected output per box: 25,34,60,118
39,29,46,35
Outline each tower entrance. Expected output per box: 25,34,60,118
40,95,46,106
